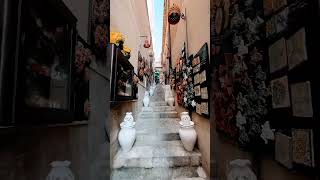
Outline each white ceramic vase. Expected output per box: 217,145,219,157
179,112,197,151
227,159,257,180
179,126,197,151
167,97,174,106
118,125,136,152
46,161,75,180
180,112,191,125
143,91,150,107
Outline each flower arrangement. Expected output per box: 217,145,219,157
121,45,131,58
75,45,93,73
110,31,125,46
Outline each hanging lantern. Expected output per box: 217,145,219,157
168,4,181,25
144,39,151,48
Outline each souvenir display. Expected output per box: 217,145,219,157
266,17,276,37
292,129,315,167
192,56,200,66
269,38,287,73
273,0,287,11
287,28,308,70
193,64,201,74
263,0,274,16
201,88,208,99
201,102,209,115
196,103,201,115
290,81,313,117
212,0,271,147
191,43,210,117
275,8,288,33
271,76,290,109
194,85,201,96
200,70,207,83
275,132,293,169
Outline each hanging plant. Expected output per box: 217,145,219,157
121,45,131,59
143,39,151,48
168,4,181,25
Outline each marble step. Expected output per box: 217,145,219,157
135,118,180,134
173,178,205,180
150,101,168,107
111,166,199,180
136,133,180,143
139,111,178,118
141,106,176,112
113,145,201,168
153,106,176,112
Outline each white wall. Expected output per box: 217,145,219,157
110,0,153,73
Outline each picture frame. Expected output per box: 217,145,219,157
269,38,287,73
271,76,290,108
201,87,208,99
290,81,313,117
287,28,308,70
194,85,201,96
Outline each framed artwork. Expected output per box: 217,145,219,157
292,129,315,167
192,56,200,67
271,76,290,108
193,64,201,74
269,38,287,73
287,28,308,70
194,73,200,85
196,103,201,114
201,102,209,115
194,85,201,96
290,81,313,117
275,132,293,169
200,70,207,83
201,87,208,99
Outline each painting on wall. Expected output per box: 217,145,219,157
269,38,287,73
292,129,315,167
271,76,290,108
290,81,313,117
287,28,308,70
275,132,293,169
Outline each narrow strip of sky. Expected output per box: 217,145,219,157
147,0,164,62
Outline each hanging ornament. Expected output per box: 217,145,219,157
168,4,181,25
144,39,151,48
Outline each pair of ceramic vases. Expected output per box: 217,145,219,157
117,112,197,152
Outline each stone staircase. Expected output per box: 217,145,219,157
111,85,206,180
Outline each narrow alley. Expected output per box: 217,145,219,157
111,85,205,180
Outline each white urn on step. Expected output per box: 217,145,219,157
143,91,150,107
46,161,75,180
179,112,197,151
167,97,174,106
118,112,136,152
227,159,257,180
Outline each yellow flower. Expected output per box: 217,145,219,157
123,45,131,53
110,31,125,44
